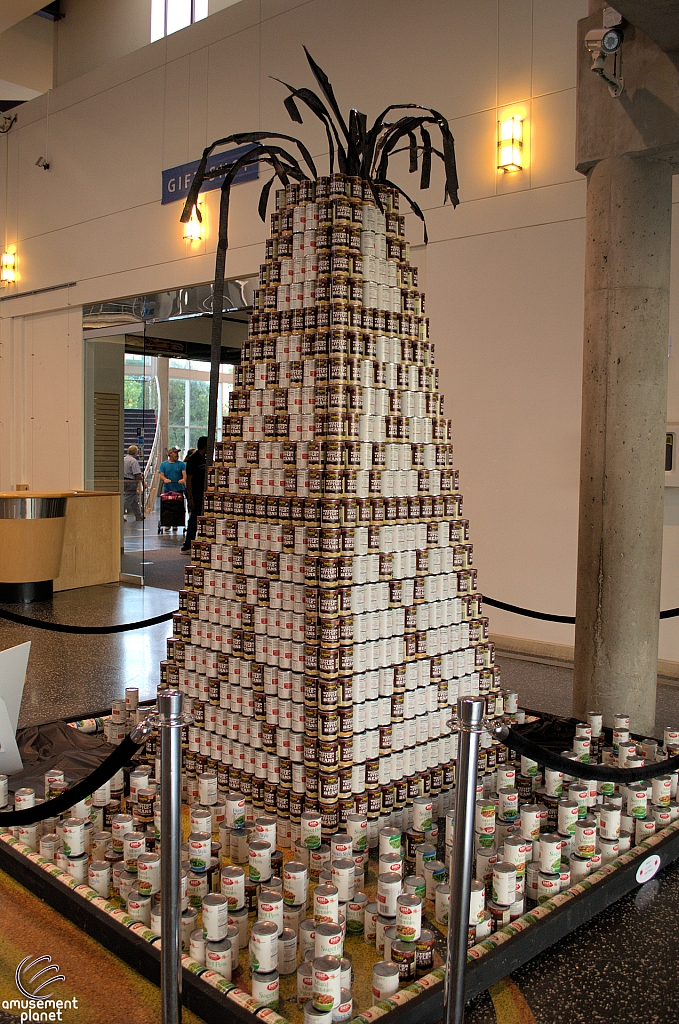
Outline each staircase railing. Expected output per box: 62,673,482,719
143,378,162,515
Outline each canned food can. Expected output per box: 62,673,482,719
346,892,367,934
377,872,401,917
435,883,450,925
538,833,561,875
137,853,161,895
346,813,368,851
395,894,422,942
412,796,433,831
574,819,597,858
187,831,211,873
333,989,353,1023
391,940,416,982
359,900,377,947
371,961,399,1004
190,928,206,965
330,859,355,902
314,922,344,958
278,927,298,975
537,870,560,904
206,937,232,979
252,969,280,1007
259,890,284,935
221,865,245,909
312,954,341,1013
492,862,517,907
249,840,273,883
284,861,309,907
304,1001,332,1024
298,962,314,1003
123,831,146,873
250,920,279,973
87,860,111,898
203,893,230,941
225,793,246,829
302,812,323,849
62,817,86,858
314,884,339,924
557,800,579,836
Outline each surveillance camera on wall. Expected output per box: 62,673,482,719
585,26,624,97
585,27,623,56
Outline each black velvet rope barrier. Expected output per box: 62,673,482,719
0,734,147,826
483,596,679,623
501,725,679,783
0,607,175,634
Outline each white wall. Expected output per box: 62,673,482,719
2,0,679,657
0,305,83,492
0,13,53,96
55,0,152,87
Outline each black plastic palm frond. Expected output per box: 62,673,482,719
183,49,461,468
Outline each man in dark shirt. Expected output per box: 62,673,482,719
181,436,208,552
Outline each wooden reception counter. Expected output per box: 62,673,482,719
0,491,120,601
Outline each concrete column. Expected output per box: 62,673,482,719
573,155,672,735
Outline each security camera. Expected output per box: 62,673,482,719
585,26,624,97
585,27,623,56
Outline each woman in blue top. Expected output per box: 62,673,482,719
158,448,187,493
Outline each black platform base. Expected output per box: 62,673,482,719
0,580,52,603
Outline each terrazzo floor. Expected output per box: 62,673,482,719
0,584,175,727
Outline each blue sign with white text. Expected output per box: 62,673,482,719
161,144,258,205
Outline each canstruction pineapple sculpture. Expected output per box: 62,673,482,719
171,51,501,845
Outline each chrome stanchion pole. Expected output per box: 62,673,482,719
158,689,184,1024
444,696,485,1024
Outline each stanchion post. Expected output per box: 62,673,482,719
158,689,184,1024
444,696,485,1024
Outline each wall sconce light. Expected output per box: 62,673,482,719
498,117,523,172
0,250,16,283
183,203,203,242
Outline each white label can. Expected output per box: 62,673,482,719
284,861,309,907
314,922,344,958
206,938,232,980
259,890,284,936
202,893,229,941
249,920,279,973
123,831,146,873
364,902,378,944
137,853,161,895
225,793,246,829
252,970,280,1007
62,817,86,858
221,865,245,909
278,927,298,975
538,834,561,875
87,860,111,898
376,872,401,917
371,961,399,1004
312,955,341,1013
395,894,422,942
330,859,355,903
297,962,313,1003
249,840,272,883
435,883,450,925
314,884,339,924
557,800,579,836
492,862,517,907
187,831,211,873
301,812,322,849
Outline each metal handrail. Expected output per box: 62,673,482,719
144,376,162,514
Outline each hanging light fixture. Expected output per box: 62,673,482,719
497,117,524,172
0,250,16,283
183,202,203,242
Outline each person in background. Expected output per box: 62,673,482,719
123,445,144,521
181,436,208,552
158,447,186,493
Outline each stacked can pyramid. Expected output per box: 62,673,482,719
169,173,502,847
